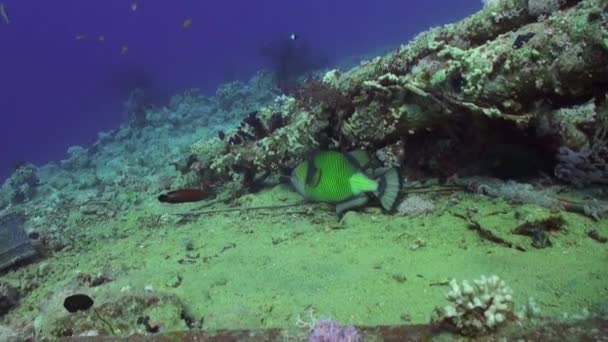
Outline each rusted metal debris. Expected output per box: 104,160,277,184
55,317,608,342
0,214,37,272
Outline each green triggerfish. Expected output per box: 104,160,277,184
290,150,402,215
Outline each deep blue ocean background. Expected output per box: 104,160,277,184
0,0,479,182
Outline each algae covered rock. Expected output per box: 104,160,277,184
36,286,194,338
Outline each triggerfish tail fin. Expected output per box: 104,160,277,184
374,168,402,212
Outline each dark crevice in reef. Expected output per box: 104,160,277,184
400,115,558,181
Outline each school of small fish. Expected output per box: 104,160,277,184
0,1,194,56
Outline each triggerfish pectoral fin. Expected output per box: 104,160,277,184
346,149,371,169
336,195,369,216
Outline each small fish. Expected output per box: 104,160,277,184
158,189,209,203
121,44,128,55
512,32,535,49
290,150,402,215
289,33,298,41
182,17,192,29
75,34,87,40
98,35,105,43
0,3,10,24
131,0,138,12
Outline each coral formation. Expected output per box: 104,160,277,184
434,275,515,336
0,163,39,206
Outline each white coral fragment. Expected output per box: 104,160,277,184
436,275,514,336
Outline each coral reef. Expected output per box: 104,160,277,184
0,71,279,254
188,0,608,199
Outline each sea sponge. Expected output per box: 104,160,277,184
434,275,514,336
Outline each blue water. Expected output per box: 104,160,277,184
0,0,479,182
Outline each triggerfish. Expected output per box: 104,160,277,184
290,150,402,215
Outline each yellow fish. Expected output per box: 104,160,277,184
0,3,10,24
182,17,192,29
121,45,128,55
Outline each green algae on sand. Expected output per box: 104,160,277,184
2,185,606,337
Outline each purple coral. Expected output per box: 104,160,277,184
308,320,363,342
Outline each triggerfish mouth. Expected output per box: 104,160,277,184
290,150,402,215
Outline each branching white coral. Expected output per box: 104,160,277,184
435,275,514,336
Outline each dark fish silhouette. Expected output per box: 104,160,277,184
158,189,209,203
